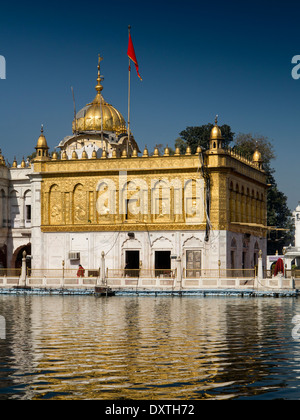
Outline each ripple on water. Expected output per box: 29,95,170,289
0,295,300,399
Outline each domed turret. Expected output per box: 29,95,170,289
210,116,223,150
34,125,50,161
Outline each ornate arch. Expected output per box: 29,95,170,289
73,184,87,224
49,184,62,225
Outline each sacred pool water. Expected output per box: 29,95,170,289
1,294,300,400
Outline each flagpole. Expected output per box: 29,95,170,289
127,25,131,155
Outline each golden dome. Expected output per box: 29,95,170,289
210,116,223,140
36,125,48,148
72,56,127,134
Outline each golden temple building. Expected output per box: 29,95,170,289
0,56,267,277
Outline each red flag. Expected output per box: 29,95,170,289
127,33,142,81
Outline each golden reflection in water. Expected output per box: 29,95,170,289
0,295,297,400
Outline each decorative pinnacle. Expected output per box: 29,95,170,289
41,124,44,134
96,54,104,93
215,115,219,125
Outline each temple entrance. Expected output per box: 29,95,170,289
125,250,140,277
155,251,171,276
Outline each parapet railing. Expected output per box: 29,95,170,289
27,268,100,278
106,269,176,279
183,268,256,279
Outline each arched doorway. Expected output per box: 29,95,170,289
12,244,31,269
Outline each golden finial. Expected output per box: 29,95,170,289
71,150,78,160
101,149,107,159
121,149,127,158
174,147,181,156
0,150,4,166
164,145,170,157
185,146,191,156
61,151,67,160
95,54,104,93
12,157,17,168
51,151,58,161
112,149,117,159
153,145,159,157
21,157,26,168
82,150,88,159
142,146,149,158
132,148,138,157
195,145,202,155
91,149,97,159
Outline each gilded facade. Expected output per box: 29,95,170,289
0,58,268,274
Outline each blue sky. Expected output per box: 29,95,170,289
0,0,300,210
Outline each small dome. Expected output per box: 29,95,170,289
210,117,223,141
36,125,48,149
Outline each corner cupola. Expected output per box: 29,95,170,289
34,125,50,161
210,115,224,150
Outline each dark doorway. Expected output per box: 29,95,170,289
125,250,140,277
155,251,171,277
14,244,31,270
